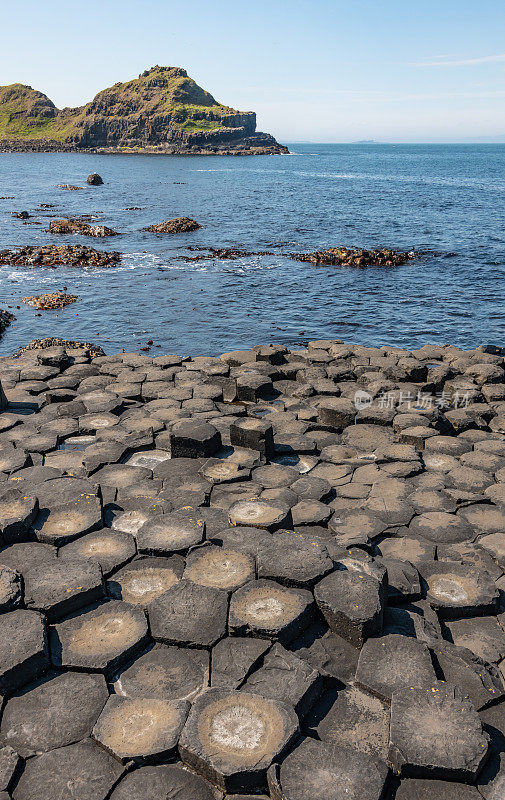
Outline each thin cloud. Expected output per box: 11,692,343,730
414,53,505,67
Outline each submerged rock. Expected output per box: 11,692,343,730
49,218,119,237
87,173,103,185
22,292,78,310
0,310,15,336
143,217,201,234
0,244,121,267
292,246,415,267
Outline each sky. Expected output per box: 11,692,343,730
1,0,505,142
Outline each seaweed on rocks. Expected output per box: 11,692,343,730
0,245,121,267
292,246,415,267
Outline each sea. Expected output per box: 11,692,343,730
0,143,503,357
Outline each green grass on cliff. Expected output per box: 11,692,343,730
0,68,248,144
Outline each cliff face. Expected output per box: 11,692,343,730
0,67,288,155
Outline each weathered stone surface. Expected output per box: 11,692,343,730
179,688,299,792
0,609,49,695
0,564,22,610
410,511,474,544
32,495,102,546
148,579,228,647
418,560,499,618
92,694,189,764
211,637,270,689
0,745,20,792
108,555,184,605
257,530,333,587
109,763,220,800
229,498,292,531
267,736,388,800
0,489,38,543
0,670,108,756
13,738,124,800
431,641,505,710
315,685,390,760
170,420,221,458
184,544,255,591
0,541,57,572
137,509,205,554
291,621,360,684
229,579,314,643
355,633,437,702
394,779,482,799
314,563,385,646
115,642,208,700
50,600,149,675
23,559,105,621
241,643,322,718
388,683,489,780
58,528,136,575
230,418,274,457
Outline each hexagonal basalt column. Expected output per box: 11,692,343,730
0,609,49,695
0,489,38,544
0,670,108,756
58,529,136,575
314,562,385,647
115,643,209,701
388,683,489,781
170,420,222,458
109,764,219,800
418,561,499,618
229,579,314,644
108,556,184,606
148,579,228,648
12,738,124,800
178,688,298,792
267,736,388,800
229,499,292,532
92,695,190,764
23,559,105,622
50,600,149,676
355,634,438,703
136,510,205,555
32,495,102,546
184,545,255,592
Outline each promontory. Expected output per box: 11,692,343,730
0,66,288,155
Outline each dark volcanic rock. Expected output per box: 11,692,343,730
87,173,103,185
0,244,121,267
49,218,119,236
178,688,299,792
292,246,414,268
143,217,201,233
0,670,108,756
109,764,219,800
267,736,388,800
0,609,49,695
388,683,489,780
12,738,124,800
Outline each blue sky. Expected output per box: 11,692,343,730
2,0,504,142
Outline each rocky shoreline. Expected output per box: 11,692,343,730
0,134,288,156
0,336,504,798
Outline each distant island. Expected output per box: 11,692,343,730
0,66,288,155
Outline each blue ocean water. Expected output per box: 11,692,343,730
0,143,503,356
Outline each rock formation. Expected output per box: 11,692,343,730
0,67,288,155
0,338,503,796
